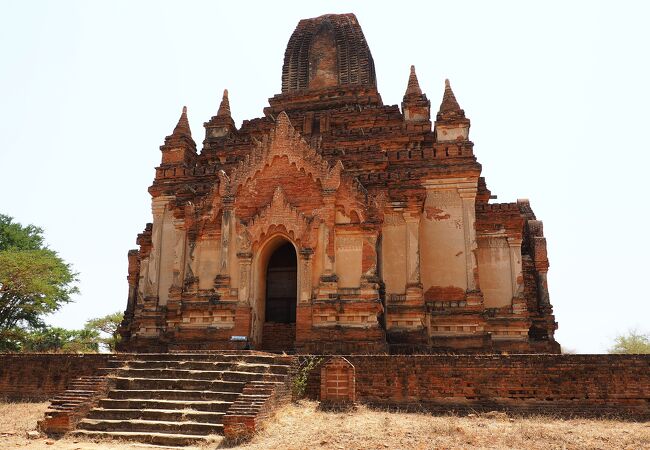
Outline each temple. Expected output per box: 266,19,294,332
118,14,559,354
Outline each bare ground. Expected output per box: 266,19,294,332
1,401,649,449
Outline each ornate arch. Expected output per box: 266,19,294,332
242,187,320,250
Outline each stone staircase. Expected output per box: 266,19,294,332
39,376,111,433
68,352,294,447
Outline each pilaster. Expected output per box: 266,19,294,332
150,196,174,300
403,212,422,302
299,247,314,303
216,196,234,290
458,185,478,291
237,251,252,306
506,237,523,297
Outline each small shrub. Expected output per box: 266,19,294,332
292,356,323,399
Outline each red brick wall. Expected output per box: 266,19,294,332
0,354,112,400
305,355,650,418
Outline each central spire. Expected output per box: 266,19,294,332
281,14,376,92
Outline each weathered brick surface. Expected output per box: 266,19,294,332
0,354,112,400
306,355,650,418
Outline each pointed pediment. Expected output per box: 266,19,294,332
210,112,375,228
219,112,344,196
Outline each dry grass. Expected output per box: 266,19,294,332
1,401,648,449
239,401,650,450
0,401,49,436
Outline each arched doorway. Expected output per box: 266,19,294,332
265,242,297,323
258,240,297,352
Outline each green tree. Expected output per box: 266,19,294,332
21,327,99,353
84,311,123,352
0,214,78,350
608,330,650,354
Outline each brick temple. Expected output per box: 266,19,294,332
118,13,559,354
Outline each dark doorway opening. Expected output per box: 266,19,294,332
265,242,297,324
261,241,297,353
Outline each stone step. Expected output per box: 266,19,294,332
111,377,245,392
121,361,240,371
51,395,92,402
104,359,136,367
50,399,89,406
58,389,97,395
99,398,231,413
77,418,223,435
67,385,104,390
107,389,240,402
53,392,96,398
87,408,225,423
112,368,284,383
121,353,293,365
122,360,290,374
70,429,212,447
56,353,292,446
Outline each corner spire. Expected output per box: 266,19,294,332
158,105,197,170
217,89,231,118
204,89,236,139
437,79,465,121
434,79,470,142
404,65,422,98
172,105,192,138
401,65,430,127
165,106,192,141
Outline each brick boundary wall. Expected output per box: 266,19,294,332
0,354,113,401
304,355,650,418
3,354,649,419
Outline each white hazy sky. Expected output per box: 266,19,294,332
1,1,648,353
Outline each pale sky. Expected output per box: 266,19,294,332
1,1,648,353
